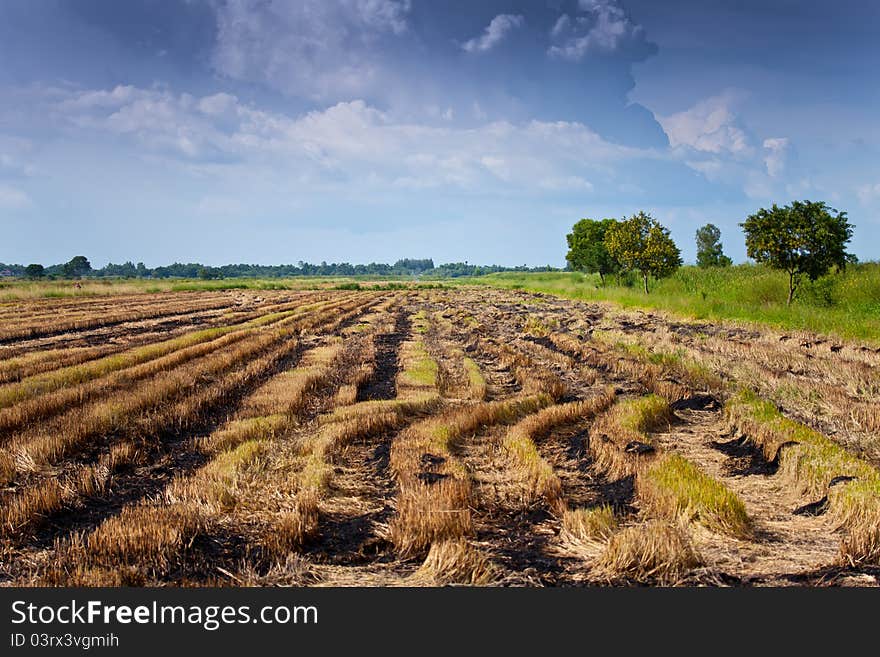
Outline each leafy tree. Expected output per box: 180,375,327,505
605,211,682,294
695,224,733,268
62,255,92,278
24,264,45,279
741,200,853,305
566,218,620,285
198,266,221,280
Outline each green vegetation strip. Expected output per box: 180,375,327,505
474,264,880,344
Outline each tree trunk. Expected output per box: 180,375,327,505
787,271,795,306
643,272,649,294
598,271,605,287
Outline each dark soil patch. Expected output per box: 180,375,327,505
711,436,779,476
357,311,409,402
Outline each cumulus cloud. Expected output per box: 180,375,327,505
462,14,524,53
55,86,239,161
549,0,655,61
658,92,752,156
762,137,789,177
47,84,653,196
658,91,801,200
210,0,411,101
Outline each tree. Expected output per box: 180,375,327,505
565,218,620,285
741,200,853,305
62,255,91,278
605,211,682,294
695,224,733,268
24,264,45,279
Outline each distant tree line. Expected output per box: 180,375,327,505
1,256,559,281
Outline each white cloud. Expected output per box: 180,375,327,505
462,14,524,53
549,0,653,61
657,92,804,201
47,85,654,197
55,86,238,161
209,0,411,101
762,137,789,177
0,184,31,209
197,93,238,117
658,92,752,155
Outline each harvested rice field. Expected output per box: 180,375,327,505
0,287,878,587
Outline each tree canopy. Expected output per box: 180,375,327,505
741,200,853,305
62,255,92,278
695,223,733,268
605,211,682,293
566,218,620,285
24,264,45,279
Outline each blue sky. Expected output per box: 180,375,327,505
0,0,877,267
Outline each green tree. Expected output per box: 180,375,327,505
566,218,620,285
198,266,221,280
62,255,92,278
695,223,733,268
24,264,45,279
741,200,853,305
605,211,682,294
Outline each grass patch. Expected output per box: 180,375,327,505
320,394,441,424
398,340,439,392
727,388,880,563
591,394,672,477
639,454,752,538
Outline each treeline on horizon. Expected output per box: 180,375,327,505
0,257,559,280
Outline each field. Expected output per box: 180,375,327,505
0,285,878,587
477,263,880,344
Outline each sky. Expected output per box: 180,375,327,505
0,0,877,267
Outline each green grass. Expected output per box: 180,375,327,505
617,395,672,437
726,389,878,497
0,276,447,300
400,341,439,388
472,263,880,344
640,454,752,538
